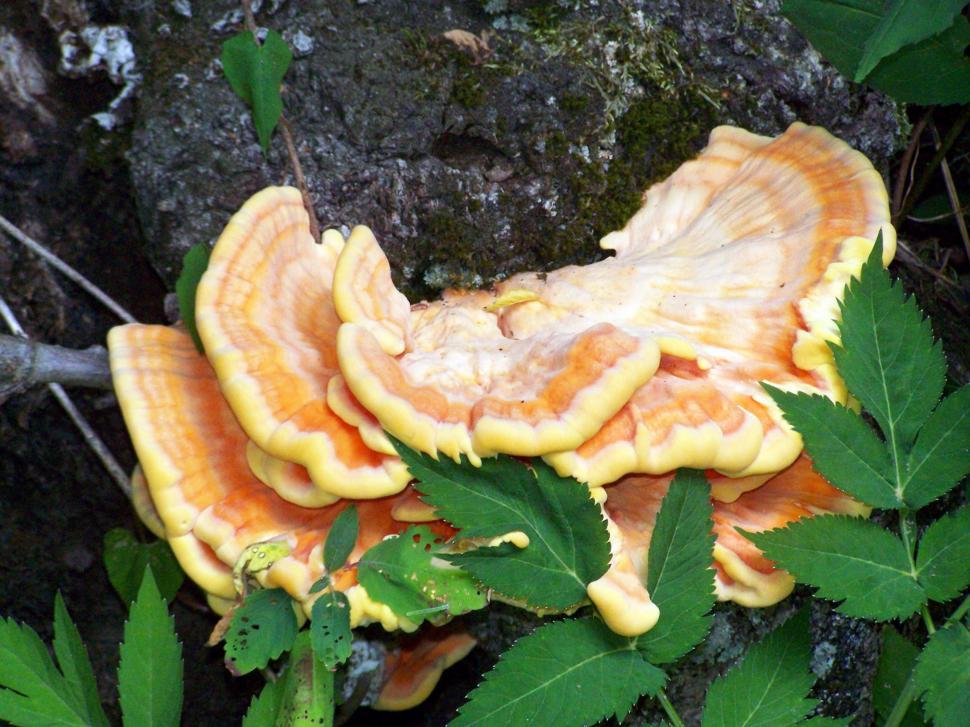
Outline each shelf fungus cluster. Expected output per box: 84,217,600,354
109,122,894,706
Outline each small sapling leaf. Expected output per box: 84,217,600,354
323,505,358,574
452,617,665,727
310,591,353,670
873,627,924,727
117,568,183,727
174,243,210,354
701,608,816,727
393,438,611,610
103,528,184,605
241,675,286,727
221,30,293,153
914,623,970,726
224,588,298,675
357,525,485,625
745,515,927,620
636,469,715,664
53,593,109,727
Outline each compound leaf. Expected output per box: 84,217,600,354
309,592,353,670
221,30,292,152
103,528,184,605
701,609,816,727
117,569,183,727
744,515,926,620
323,506,358,574
452,617,664,727
395,439,610,610
637,469,715,664
224,588,298,675
903,385,970,509
833,236,945,458
174,243,210,354
914,623,970,726
762,388,897,508
916,505,970,602
53,594,108,727
357,525,485,625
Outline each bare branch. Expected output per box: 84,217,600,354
0,333,112,395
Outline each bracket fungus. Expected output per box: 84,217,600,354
108,122,894,709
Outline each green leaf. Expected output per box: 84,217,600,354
910,192,970,223
309,592,353,670
636,469,715,664
242,676,286,727
854,0,967,81
103,528,184,605
357,525,486,625
174,243,210,354
914,623,970,726
117,568,183,727
53,594,109,727
0,616,92,725
220,30,292,152
916,506,970,602
903,385,970,509
276,632,334,727
452,617,665,727
783,1,970,104
873,627,925,727
324,506,358,574
394,439,611,610
701,608,816,727
762,387,897,508
745,515,926,620
867,15,970,105
800,718,852,726
224,588,298,675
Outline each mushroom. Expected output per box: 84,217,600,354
331,123,894,488
373,629,478,711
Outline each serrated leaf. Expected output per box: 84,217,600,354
800,718,853,726
452,617,665,727
636,469,715,664
224,588,298,675
701,608,816,727
914,623,970,726
854,0,966,82
0,616,92,726
53,594,109,727
745,515,926,620
276,632,334,727
394,439,611,610
174,243,210,354
833,236,946,457
357,525,486,625
762,387,897,508
916,506,970,602
117,568,183,727
903,385,970,509
873,627,925,727
310,592,353,670
323,506,358,574
241,676,286,727
220,30,292,152
103,528,184,605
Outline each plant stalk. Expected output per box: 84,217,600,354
656,688,686,727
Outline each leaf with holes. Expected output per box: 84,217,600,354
310,592,353,670
224,588,298,675
276,632,334,727
357,525,485,625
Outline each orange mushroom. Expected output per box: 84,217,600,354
373,629,478,711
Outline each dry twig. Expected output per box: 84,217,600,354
0,333,111,396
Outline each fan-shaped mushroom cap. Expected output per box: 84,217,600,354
600,454,867,628
107,324,450,628
194,187,410,499
129,464,166,539
373,630,477,711
331,123,894,484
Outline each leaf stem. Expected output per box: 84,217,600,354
656,688,686,727
898,510,918,577
948,592,970,624
921,604,936,635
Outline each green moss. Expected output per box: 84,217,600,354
451,70,486,108
560,93,590,113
